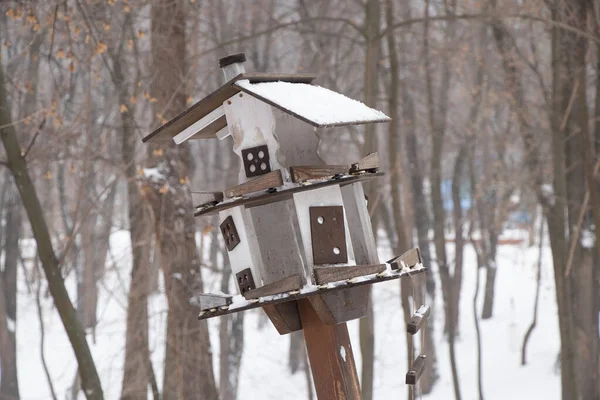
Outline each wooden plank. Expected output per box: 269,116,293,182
388,247,422,270
406,354,427,385
298,299,361,400
194,293,232,310
262,302,303,335
290,165,349,182
314,264,385,285
173,105,225,144
224,169,283,198
249,200,309,285
350,152,379,173
191,191,223,208
142,73,316,143
308,286,371,325
197,267,427,320
195,172,383,217
243,274,303,300
407,305,430,335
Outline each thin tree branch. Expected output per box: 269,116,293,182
22,118,45,159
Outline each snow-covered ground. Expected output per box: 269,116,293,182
17,229,559,399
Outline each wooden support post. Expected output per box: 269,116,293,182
298,299,362,400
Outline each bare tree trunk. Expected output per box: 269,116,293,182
360,1,381,398
148,2,218,399
0,49,103,400
522,217,544,365
450,146,466,334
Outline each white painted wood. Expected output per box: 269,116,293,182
195,293,232,310
221,62,245,81
173,105,225,144
341,182,380,265
223,92,284,183
292,185,356,282
215,125,230,140
273,109,324,166
219,206,265,291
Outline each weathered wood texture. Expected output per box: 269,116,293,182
142,73,315,143
243,274,303,300
314,264,385,285
290,165,348,182
195,172,383,216
389,247,422,270
350,152,379,172
194,294,233,310
262,302,302,335
249,201,308,335
191,191,223,207
407,305,430,335
224,170,283,198
299,299,362,400
197,268,427,320
406,354,427,385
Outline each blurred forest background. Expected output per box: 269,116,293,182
0,0,599,399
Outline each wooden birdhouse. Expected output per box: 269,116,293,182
143,53,429,398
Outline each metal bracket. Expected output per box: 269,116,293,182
242,145,271,178
220,216,241,251
309,206,348,265
236,268,256,294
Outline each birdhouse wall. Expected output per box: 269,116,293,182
219,206,265,293
249,200,309,285
340,182,379,265
272,110,323,166
223,92,284,183
292,185,356,277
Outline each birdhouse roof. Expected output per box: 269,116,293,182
142,72,390,144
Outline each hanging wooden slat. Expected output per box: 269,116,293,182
407,305,430,335
406,354,427,385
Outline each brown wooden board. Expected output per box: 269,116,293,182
309,206,348,265
235,268,256,295
262,302,303,335
299,299,361,400
290,165,349,182
195,172,383,217
406,354,427,385
313,264,386,285
142,73,316,143
224,169,283,198
243,274,303,300
220,215,240,251
407,305,430,335
197,267,427,320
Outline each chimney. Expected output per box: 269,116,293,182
219,53,246,82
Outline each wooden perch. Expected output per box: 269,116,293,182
350,152,379,173
192,191,224,208
243,274,303,300
194,293,232,310
388,247,422,270
224,169,283,198
290,165,349,183
405,354,427,385
407,305,430,335
313,264,386,285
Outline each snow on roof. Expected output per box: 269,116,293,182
235,79,391,127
